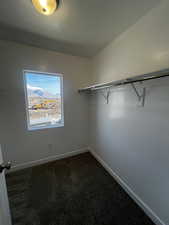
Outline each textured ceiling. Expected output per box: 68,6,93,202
0,0,160,57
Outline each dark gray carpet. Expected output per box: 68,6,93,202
6,152,155,225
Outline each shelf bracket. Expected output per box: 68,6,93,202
130,83,146,107
100,88,111,104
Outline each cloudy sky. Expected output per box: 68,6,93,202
25,72,61,95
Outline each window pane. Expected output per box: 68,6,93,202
24,71,63,130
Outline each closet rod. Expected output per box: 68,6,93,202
78,69,169,93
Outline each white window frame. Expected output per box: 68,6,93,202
23,70,64,131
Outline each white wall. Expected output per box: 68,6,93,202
0,40,91,168
91,1,169,225
1,1,169,223
92,0,169,84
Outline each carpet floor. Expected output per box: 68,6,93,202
6,152,155,225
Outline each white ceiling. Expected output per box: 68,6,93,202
0,0,160,57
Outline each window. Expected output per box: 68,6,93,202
24,71,64,130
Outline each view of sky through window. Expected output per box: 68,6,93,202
24,72,63,130
26,73,61,96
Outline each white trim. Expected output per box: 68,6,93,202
7,146,166,225
9,148,89,173
89,148,166,225
23,70,64,131
28,122,64,131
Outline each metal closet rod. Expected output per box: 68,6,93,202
78,69,169,93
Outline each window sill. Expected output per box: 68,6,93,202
28,123,64,131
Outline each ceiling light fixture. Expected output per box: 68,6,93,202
32,0,59,16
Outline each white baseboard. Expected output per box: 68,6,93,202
9,148,89,173
89,148,166,225
7,146,166,225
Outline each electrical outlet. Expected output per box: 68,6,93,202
48,144,53,151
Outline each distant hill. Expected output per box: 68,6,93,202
27,85,60,99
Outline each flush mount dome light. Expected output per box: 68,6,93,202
32,0,59,16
